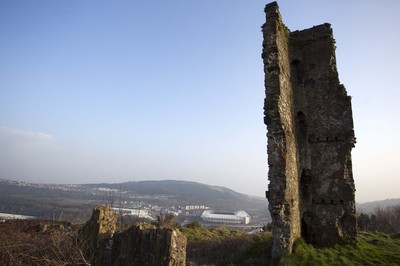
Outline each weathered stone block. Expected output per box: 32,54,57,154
112,223,187,266
78,205,118,265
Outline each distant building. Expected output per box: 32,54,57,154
184,205,209,211
0,212,36,220
200,210,251,225
111,208,154,220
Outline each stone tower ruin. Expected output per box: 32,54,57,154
262,2,357,258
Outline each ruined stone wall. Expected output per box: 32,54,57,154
262,2,301,258
112,223,187,266
78,205,186,266
262,2,356,258
78,205,118,265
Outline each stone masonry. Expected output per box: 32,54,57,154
78,205,187,266
78,205,118,265
262,2,357,258
112,223,187,266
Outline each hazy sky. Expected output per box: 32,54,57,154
1,1,399,203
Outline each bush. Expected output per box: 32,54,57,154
0,220,88,266
182,225,272,265
357,204,400,234
153,212,176,228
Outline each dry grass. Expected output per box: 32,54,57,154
0,219,88,266
182,224,273,265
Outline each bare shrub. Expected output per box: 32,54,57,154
0,220,88,266
357,204,400,234
153,212,176,228
373,205,400,234
186,232,271,265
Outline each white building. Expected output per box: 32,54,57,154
111,208,154,220
200,210,251,225
185,205,209,210
0,213,36,220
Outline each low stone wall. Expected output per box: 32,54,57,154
112,223,186,266
78,205,186,266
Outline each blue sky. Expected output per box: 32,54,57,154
1,1,399,203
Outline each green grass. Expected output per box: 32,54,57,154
182,224,244,242
183,225,400,265
280,232,400,266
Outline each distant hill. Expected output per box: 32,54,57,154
3,178,397,222
0,179,268,222
82,180,268,216
357,198,400,213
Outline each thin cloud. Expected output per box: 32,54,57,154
0,126,57,143
0,126,60,155
0,126,114,184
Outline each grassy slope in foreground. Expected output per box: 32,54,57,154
280,232,400,266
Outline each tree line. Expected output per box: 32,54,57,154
357,204,400,234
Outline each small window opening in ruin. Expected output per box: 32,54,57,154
321,199,325,204
300,169,312,202
301,218,309,240
326,137,329,141
291,59,304,85
335,136,338,141
330,200,334,204
296,111,308,142
301,213,314,243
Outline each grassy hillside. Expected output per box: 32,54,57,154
279,232,400,266
183,227,400,265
